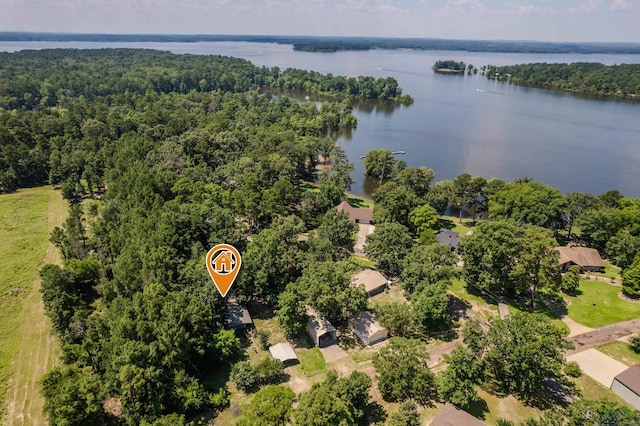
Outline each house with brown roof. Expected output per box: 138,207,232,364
429,403,486,426
335,201,374,224
611,365,640,410
348,311,388,346
555,246,605,273
351,269,389,297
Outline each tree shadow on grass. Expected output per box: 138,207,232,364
463,397,489,420
346,196,369,209
366,402,387,424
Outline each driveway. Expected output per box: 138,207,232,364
354,224,375,254
319,344,348,363
567,348,628,388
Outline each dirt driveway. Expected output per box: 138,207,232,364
354,224,375,254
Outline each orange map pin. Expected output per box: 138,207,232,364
206,244,242,297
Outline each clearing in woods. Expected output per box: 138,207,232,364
0,187,65,425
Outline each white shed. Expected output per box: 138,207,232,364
611,365,640,410
351,269,388,297
348,311,388,346
306,307,337,348
269,342,299,366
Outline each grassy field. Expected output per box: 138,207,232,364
438,215,476,236
0,187,65,424
566,279,640,328
597,341,640,366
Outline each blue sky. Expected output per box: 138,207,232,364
1,0,637,42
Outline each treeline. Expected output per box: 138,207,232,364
293,38,640,54
484,62,640,99
362,150,640,298
0,48,411,192
4,33,640,54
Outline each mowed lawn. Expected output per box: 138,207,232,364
0,187,64,423
566,279,640,328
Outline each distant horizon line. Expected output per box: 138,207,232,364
1,31,639,45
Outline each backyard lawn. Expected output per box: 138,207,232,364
597,340,640,367
566,279,640,328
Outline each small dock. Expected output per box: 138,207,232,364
359,150,405,159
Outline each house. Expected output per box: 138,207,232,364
335,201,374,224
554,246,605,273
306,307,337,348
611,365,640,410
269,342,299,366
429,403,487,426
351,269,389,297
435,228,460,251
226,300,253,330
213,251,234,273
348,311,388,346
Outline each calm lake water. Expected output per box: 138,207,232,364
2,41,640,197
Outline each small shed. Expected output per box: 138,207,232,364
226,300,253,330
351,269,388,297
269,342,299,366
348,311,388,346
336,201,374,224
306,307,337,348
429,403,486,426
435,229,461,251
611,365,640,410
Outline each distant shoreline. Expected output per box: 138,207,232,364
2,32,640,55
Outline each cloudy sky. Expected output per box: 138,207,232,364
1,0,637,42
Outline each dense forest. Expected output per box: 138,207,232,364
0,49,411,424
0,48,411,192
484,62,640,99
3,32,640,54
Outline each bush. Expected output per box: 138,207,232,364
564,361,582,378
255,329,270,351
629,334,640,353
230,358,284,393
230,361,259,392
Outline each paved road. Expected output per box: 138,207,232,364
567,317,640,355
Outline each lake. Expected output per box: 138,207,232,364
2,41,640,197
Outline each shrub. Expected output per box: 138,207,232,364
255,329,270,351
230,361,259,392
629,334,640,353
564,361,582,378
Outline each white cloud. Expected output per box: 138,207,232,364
610,0,629,10
568,0,603,14
438,0,486,16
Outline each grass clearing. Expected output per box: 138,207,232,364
296,348,326,376
573,374,636,411
438,215,476,237
566,279,640,328
596,341,640,366
0,187,65,424
351,254,376,268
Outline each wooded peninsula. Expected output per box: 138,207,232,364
484,62,640,99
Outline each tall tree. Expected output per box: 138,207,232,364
489,178,566,231
373,337,437,404
365,223,414,277
483,313,572,399
438,344,482,409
